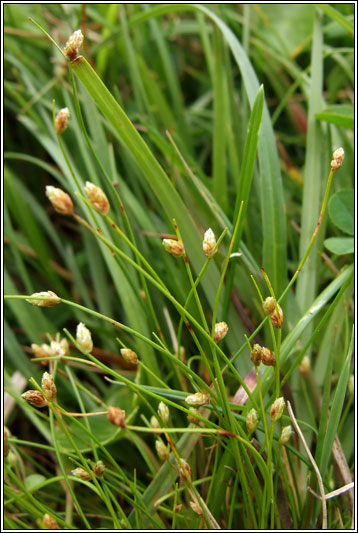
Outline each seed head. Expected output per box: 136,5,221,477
41,514,60,530
50,338,69,358
185,392,209,407
93,460,105,477
31,343,53,365
162,239,185,258
250,344,262,366
279,425,293,445
120,348,138,365
150,416,161,429
178,458,192,481
262,296,276,315
22,390,48,408
331,147,344,171
76,323,93,353
41,372,57,401
270,397,285,423
71,467,91,481
26,290,61,307
270,305,283,328
84,182,110,216
46,186,74,216
203,228,217,257
158,401,169,424
54,107,70,134
246,408,258,434
155,440,169,461
299,355,311,376
190,500,203,515
262,297,283,328
64,29,84,61
213,321,228,343
260,346,275,367
107,406,126,428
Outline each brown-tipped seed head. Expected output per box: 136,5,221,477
71,467,91,481
64,29,84,61
107,406,126,428
279,425,293,445
158,401,170,424
185,392,209,407
203,228,217,257
178,458,192,481
54,107,70,134
93,460,105,477
246,408,258,434
262,296,276,316
41,514,60,530
50,338,69,358
31,343,53,365
84,182,110,216
270,397,285,423
250,344,262,366
331,147,344,171
26,290,61,307
262,297,283,327
41,372,57,401
190,500,203,516
120,348,138,365
270,304,283,328
155,440,169,461
260,346,275,367
46,186,74,216
213,321,228,343
162,238,185,258
76,323,93,353
22,390,48,408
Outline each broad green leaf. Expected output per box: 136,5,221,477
324,237,354,255
296,11,323,329
128,3,288,296
315,4,354,37
315,105,354,130
328,189,354,235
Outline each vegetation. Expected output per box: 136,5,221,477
4,4,354,530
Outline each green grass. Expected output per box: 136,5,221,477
4,4,354,530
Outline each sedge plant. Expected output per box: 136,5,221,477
4,4,354,530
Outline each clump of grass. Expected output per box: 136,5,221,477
4,4,354,530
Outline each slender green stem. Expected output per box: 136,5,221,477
50,409,124,528
223,164,339,375
48,409,91,528
176,227,228,350
28,17,67,59
65,365,98,460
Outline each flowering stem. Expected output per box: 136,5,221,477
70,212,253,403
69,65,164,343
173,219,217,388
211,201,243,336
176,227,228,350
28,17,67,59
222,163,338,376
52,101,82,193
